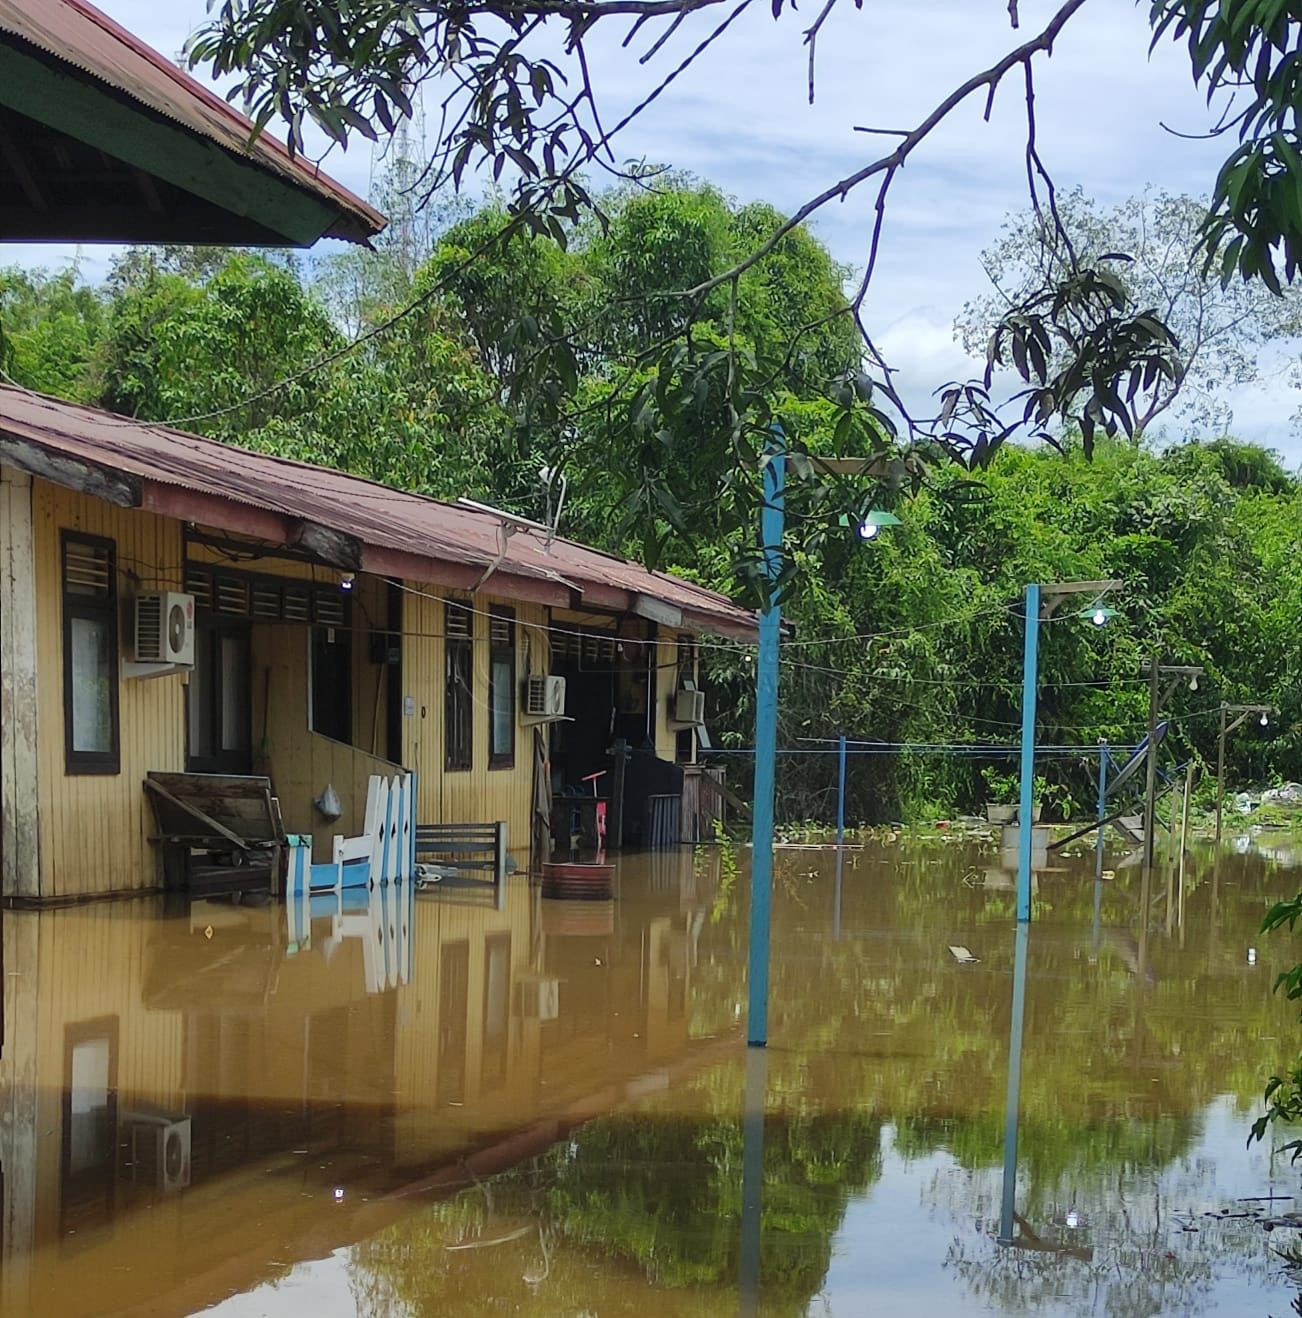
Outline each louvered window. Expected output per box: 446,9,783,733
184,563,347,629
445,601,473,771
488,607,516,769
62,533,119,774
549,626,616,667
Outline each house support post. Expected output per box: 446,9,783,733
0,468,40,898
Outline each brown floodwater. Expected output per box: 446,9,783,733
3,832,1302,1316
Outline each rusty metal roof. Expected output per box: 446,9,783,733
0,385,757,639
0,0,385,244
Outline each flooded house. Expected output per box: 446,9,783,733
0,388,752,901
0,0,752,906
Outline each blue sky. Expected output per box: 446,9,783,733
15,0,1302,458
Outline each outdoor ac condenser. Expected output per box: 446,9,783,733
673,688,706,725
125,1114,191,1193
134,591,196,666
523,673,566,719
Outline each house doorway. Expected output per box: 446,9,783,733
187,620,252,774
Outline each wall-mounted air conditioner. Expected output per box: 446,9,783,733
519,976,561,1020
133,592,195,667
523,674,566,720
672,688,706,725
124,1114,191,1193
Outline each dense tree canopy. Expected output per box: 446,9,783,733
3,180,1298,822
183,0,1302,548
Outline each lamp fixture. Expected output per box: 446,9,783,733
340,572,355,592
1189,673,1199,692
1261,710,1270,727
838,509,901,541
1078,603,1118,627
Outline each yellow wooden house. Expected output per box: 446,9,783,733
0,386,754,902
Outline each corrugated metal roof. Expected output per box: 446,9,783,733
0,0,385,244
0,385,757,639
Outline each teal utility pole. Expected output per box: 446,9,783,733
1016,579,1122,924
1016,584,1041,924
747,438,785,1048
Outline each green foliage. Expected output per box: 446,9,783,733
0,267,104,401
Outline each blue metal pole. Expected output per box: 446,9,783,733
836,733,847,846
997,920,1030,1245
1016,583,1041,923
747,440,785,1048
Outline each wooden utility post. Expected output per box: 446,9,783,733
1216,703,1227,851
1215,703,1274,845
1144,657,1160,870
1142,660,1205,870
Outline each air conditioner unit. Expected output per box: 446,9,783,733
134,592,195,666
519,976,561,1021
673,688,706,725
523,673,566,719
125,1114,191,1193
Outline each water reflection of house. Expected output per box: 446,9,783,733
0,851,721,1315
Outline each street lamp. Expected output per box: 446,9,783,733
1216,702,1275,846
1015,580,1122,923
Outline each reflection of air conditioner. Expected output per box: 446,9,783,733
134,592,195,666
125,1114,191,1193
673,688,706,725
523,674,566,719
519,977,561,1020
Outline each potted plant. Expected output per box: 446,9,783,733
982,766,1043,823
982,766,1019,824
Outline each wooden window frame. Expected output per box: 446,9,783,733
61,532,120,776
487,606,516,770
60,1015,119,1237
445,601,473,772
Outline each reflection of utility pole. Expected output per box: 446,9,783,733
998,922,1030,1246
738,1047,768,1316
1216,703,1274,847
1142,661,1204,869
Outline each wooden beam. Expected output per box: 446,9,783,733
290,520,363,571
0,432,140,507
0,203,288,245
0,111,45,210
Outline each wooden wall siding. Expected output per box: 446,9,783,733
0,904,186,1255
1,467,41,896
401,586,547,848
32,480,187,897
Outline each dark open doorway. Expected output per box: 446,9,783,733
187,620,252,774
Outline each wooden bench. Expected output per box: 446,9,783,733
144,771,286,896
413,822,507,885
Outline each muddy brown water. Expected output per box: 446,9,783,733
3,836,1302,1315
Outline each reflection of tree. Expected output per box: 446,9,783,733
351,838,1302,1314
350,1104,883,1316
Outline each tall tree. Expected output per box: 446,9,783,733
958,189,1302,440
189,0,1302,515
